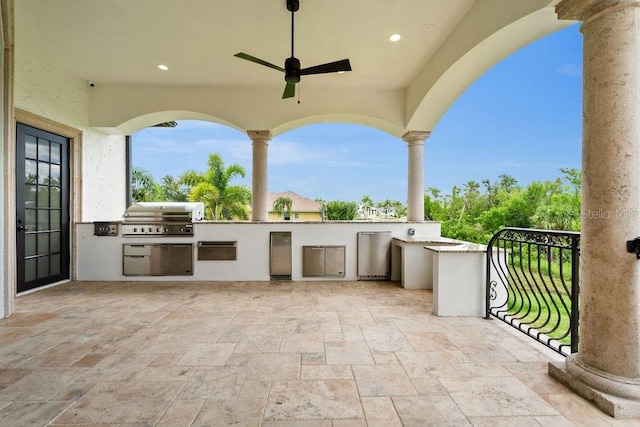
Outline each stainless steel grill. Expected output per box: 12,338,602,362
121,202,204,236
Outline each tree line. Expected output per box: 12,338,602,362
424,168,581,243
132,153,581,238
132,153,409,221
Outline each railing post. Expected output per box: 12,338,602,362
570,234,580,354
485,231,499,320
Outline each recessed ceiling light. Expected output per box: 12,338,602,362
389,34,401,42
158,64,169,71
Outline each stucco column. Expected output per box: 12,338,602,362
550,0,640,418
247,130,271,222
403,131,430,222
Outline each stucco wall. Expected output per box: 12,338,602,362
14,48,126,221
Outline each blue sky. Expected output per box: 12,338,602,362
132,24,582,204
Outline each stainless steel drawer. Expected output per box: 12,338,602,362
123,255,151,275
198,241,237,261
123,244,151,256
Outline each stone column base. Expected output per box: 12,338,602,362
549,361,640,418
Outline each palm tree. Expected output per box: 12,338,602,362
158,175,188,202
360,195,374,219
273,196,293,220
378,199,394,218
131,167,158,202
179,153,251,220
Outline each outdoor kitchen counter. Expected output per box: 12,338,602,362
424,242,488,317
76,221,442,282
391,236,468,290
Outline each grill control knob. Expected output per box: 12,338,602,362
133,227,138,232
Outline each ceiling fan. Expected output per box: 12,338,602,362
234,0,352,99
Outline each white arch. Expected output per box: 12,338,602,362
406,6,574,131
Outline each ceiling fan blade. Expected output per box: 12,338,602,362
234,52,285,72
300,59,352,76
282,82,296,99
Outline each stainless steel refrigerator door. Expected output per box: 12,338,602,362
270,232,292,279
357,231,392,278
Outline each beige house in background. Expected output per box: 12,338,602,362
267,191,322,221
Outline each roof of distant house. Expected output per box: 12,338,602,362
268,191,320,212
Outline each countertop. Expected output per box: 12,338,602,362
392,236,486,253
393,236,462,244
423,242,487,253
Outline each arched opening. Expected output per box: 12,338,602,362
130,119,411,221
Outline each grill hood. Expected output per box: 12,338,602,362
123,202,205,223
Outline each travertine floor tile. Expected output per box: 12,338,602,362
246,353,300,381
396,351,461,378
440,376,559,417
392,395,471,426
76,353,155,382
361,396,402,427
234,325,283,353
55,381,182,424
156,399,203,427
178,366,246,400
301,365,353,380
0,367,85,401
468,415,562,426
279,332,324,353
352,364,418,397
265,379,363,421
175,342,235,366
361,322,414,352
192,398,265,426
325,341,374,365
0,402,72,427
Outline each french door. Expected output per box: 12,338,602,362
16,123,70,292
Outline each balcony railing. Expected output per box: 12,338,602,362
485,227,580,356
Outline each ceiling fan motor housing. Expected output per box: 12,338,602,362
285,57,301,83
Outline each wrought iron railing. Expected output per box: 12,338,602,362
485,227,580,356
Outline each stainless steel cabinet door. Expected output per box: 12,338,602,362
324,246,345,277
303,246,325,277
168,244,193,275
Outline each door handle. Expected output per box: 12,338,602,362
17,225,27,231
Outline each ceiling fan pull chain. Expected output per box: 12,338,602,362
298,83,301,104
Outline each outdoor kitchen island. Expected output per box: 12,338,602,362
392,236,489,316
76,219,442,282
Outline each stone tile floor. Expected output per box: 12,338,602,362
0,280,637,426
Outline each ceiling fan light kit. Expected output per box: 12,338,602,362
234,0,352,99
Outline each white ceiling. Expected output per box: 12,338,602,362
15,0,570,136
